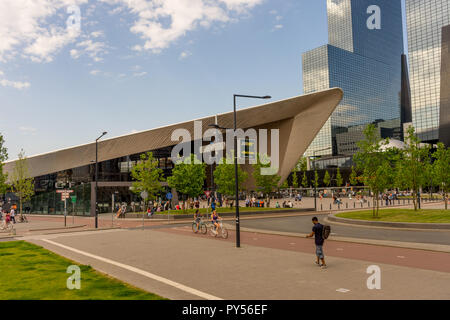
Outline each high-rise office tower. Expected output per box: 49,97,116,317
406,0,450,143
302,0,404,167
440,24,450,147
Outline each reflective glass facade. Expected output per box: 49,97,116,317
303,0,404,160
406,0,450,143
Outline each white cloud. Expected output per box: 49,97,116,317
0,79,31,89
133,71,147,77
19,126,37,135
74,39,108,62
100,0,263,53
275,15,283,21
179,51,192,60
90,31,104,38
0,0,87,62
273,24,283,30
89,69,101,75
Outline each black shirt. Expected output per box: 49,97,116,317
312,223,324,246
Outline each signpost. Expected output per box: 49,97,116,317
57,190,73,227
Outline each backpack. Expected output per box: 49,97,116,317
322,225,331,240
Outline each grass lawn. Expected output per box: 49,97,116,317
336,209,450,223
0,241,166,300
134,206,294,215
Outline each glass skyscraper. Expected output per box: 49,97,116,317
406,0,450,143
303,0,404,162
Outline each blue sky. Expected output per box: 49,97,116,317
0,0,407,160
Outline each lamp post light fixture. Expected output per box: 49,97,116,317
310,147,332,211
95,131,108,229
209,94,271,248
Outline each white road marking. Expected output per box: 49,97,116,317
336,288,351,293
336,248,344,251
41,239,222,300
289,243,296,245
397,256,406,259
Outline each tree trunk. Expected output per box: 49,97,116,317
376,192,380,217
445,192,448,210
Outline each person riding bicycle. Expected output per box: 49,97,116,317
194,209,202,228
211,210,220,233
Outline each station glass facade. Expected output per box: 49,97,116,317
303,0,404,161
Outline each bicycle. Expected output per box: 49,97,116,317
209,219,228,239
192,215,207,234
0,220,14,232
16,214,28,223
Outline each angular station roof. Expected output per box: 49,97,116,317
4,88,343,180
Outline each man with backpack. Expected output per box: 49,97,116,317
306,217,330,269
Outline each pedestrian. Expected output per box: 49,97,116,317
10,208,16,224
306,217,327,269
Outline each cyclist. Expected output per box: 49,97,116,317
194,209,202,229
211,210,220,234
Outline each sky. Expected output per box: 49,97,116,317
0,0,408,160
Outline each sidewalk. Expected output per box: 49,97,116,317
26,227,450,300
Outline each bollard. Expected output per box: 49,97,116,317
346,202,348,209
321,204,323,211
330,204,332,210
354,202,355,209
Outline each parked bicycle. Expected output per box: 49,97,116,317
209,219,228,239
16,214,28,223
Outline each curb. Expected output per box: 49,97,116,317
328,213,450,230
230,225,450,253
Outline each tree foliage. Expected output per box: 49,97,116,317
0,133,8,195
213,154,248,198
323,170,331,187
292,171,298,188
433,143,450,210
395,126,430,211
349,166,358,186
252,154,281,197
10,150,35,215
354,124,394,217
336,168,343,187
131,152,165,202
167,154,206,201
301,171,309,188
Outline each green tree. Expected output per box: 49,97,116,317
314,170,319,189
433,143,450,210
354,124,394,217
253,154,281,205
280,180,289,189
323,170,331,188
296,157,308,172
131,152,165,209
301,171,309,188
349,166,358,186
395,126,430,211
10,150,35,216
213,154,248,199
167,154,206,209
336,168,343,187
0,133,9,196
292,171,299,188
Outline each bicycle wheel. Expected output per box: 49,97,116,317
221,227,228,239
209,227,218,237
192,222,199,233
200,223,207,235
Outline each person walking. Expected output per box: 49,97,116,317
306,217,327,269
10,208,16,224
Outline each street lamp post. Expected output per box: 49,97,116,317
311,147,332,211
209,94,271,248
95,131,108,229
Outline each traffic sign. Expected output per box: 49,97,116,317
140,191,149,199
71,196,77,203
204,191,211,197
166,192,173,200
56,190,74,194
